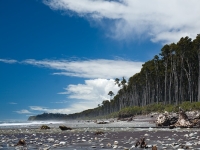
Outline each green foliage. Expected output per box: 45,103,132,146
118,106,142,117
179,101,200,111
143,103,165,113
164,104,176,112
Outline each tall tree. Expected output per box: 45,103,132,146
108,91,114,100
194,34,200,102
160,44,170,104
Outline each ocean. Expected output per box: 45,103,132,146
0,120,65,129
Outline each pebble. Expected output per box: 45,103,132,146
59,141,66,145
43,147,51,150
114,141,118,145
47,138,54,142
107,143,112,147
186,142,193,146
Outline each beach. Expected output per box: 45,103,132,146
0,116,200,150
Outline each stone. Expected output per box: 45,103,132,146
16,139,26,146
47,138,54,143
114,141,118,145
59,125,72,131
152,145,157,150
59,141,66,145
40,125,50,130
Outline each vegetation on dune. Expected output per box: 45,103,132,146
28,34,200,121
28,101,200,121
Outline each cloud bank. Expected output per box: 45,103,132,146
44,0,200,43
0,59,17,64
15,109,31,114
24,79,120,114
1,58,141,114
23,59,143,79
60,78,119,101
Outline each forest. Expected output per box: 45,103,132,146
28,35,200,121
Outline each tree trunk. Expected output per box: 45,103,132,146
198,46,200,102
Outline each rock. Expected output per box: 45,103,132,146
40,125,50,130
16,139,26,146
43,147,51,150
47,138,54,143
54,140,59,144
59,125,72,131
152,145,157,150
135,138,148,148
59,141,66,145
114,141,118,145
106,143,112,147
94,131,104,135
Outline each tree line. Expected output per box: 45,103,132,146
28,35,200,120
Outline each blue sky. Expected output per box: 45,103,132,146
0,0,199,121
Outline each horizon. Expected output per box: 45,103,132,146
1,0,200,121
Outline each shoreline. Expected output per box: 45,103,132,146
0,116,200,149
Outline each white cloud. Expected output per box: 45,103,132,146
30,106,71,114
29,102,98,114
60,78,119,101
15,109,31,114
29,79,120,114
29,106,47,111
0,59,17,64
23,59,143,79
9,102,17,105
44,0,200,43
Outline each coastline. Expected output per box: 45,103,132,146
0,116,200,149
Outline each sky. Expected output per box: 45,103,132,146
0,0,200,121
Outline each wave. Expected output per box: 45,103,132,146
0,120,64,128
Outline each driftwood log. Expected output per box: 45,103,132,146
172,110,193,127
40,125,50,129
152,145,157,150
156,108,200,128
16,139,26,146
156,114,178,126
117,116,134,122
97,121,108,124
59,125,72,131
94,131,104,135
135,138,148,148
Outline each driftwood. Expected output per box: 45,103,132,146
59,125,72,131
117,116,134,122
156,114,178,126
156,108,200,128
152,145,157,150
97,121,108,124
16,139,26,146
94,131,104,135
40,125,50,129
135,138,148,148
172,110,193,127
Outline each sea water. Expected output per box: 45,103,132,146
0,120,65,129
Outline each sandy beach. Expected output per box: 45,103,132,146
0,116,200,150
